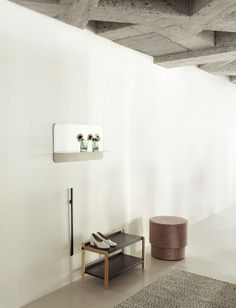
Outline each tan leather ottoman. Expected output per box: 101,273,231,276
149,216,188,261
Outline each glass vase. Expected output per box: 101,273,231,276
92,141,99,152
80,140,87,152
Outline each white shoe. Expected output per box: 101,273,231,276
97,232,117,247
90,233,110,249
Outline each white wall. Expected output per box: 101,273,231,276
1,1,236,307
129,64,236,224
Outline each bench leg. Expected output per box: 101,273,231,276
81,246,85,281
142,237,145,270
104,254,109,288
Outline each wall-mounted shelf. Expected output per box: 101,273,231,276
53,123,105,163
53,151,104,163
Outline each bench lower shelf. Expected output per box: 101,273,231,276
85,252,143,280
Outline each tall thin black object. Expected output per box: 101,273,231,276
69,188,74,256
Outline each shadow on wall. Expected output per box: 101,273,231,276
129,163,158,215
126,217,144,256
128,217,143,235
100,165,130,233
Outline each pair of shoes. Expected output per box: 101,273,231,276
90,232,117,249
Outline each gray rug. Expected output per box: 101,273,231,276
115,269,236,308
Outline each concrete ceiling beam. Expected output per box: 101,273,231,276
191,0,236,16
206,23,236,33
151,28,214,50
230,76,236,83
11,0,99,28
95,22,142,40
199,61,232,73
166,0,190,15
187,0,236,34
204,4,236,32
63,0,99,28
9,0,69,18
10,0,190,28
89,0,188,24
96,20,214,51
215,32,236,47
95,1,234,50
114,32,187,57
154,46,236,68
204,60,236,75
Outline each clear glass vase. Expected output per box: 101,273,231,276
80,140,87,152
92,141,99,152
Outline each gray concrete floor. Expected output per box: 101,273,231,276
23,205,236,308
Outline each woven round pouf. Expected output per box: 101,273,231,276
149,216,188,261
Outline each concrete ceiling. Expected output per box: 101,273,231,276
9,0,236,84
